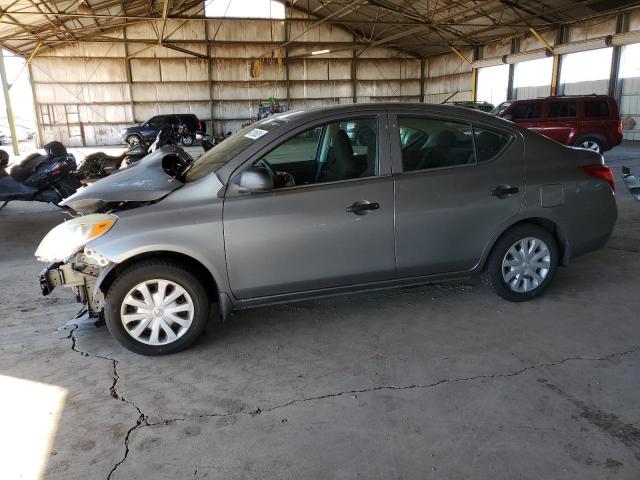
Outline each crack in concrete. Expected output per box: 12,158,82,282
65,324,638,479
66,326,147,480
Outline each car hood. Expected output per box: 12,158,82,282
61,146,188,213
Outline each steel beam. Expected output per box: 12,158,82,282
0,48,20,155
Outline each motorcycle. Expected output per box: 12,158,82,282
0,141,81,210
196,131,230,152
76,126,179,183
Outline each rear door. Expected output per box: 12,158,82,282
506,101,544,134
223,114,396,299
583,98,615,144
391,113,525,277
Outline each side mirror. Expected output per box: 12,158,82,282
237,166,273,193
503,114,514,121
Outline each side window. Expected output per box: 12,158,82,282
509,103,542,120
399,117,474,172
254,116,378,188
148,115,170,128
548,101,577,118
585,100,610,117
473,127,512,163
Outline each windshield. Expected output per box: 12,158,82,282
184,119,286,182
489,102,511,116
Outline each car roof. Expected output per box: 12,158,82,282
269,102,502,124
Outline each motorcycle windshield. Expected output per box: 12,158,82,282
61,146,188,213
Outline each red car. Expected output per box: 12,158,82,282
492,95,623,153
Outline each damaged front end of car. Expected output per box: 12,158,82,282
37,214,117,321
36,146,191,322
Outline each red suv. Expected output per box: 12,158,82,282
492,95,623,153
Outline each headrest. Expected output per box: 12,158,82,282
436,130,456,147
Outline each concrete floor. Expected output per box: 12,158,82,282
1,143,639,480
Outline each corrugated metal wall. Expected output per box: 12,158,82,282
30,14,421,145
27,8,640,145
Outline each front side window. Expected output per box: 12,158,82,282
509,103,542,120
185,119,287,182
548,101,577,118
399,117,474,172
253,117,378,188
585,100,610,117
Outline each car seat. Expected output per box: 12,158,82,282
322,129,354,182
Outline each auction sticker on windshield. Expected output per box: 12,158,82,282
244,128,269,140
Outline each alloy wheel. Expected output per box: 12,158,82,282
120,279,194,345
501,237,551,293
578,140,601,153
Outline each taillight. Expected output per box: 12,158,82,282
197,120,205,131
617,118,623,135
50,161,66,174
581,164,615,192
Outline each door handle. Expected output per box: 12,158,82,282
491,185,519,199
346,201,380,215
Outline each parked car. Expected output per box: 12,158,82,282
37,103,617,355
120,114,206,147
451,100,495,112
491,95,623,153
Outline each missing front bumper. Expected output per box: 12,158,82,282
40,261,104,316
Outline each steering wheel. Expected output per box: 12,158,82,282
257,159,276,178
256,158,296,188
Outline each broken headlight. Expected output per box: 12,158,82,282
35,213,117,263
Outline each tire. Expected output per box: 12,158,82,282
574,136,604,154
481,223,559,302
126,135,142,147
104,259,210,355
181,134,195,147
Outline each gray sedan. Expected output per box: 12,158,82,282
36,103,617,355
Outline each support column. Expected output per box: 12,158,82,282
27,62,44,148
205,21,214,134
609,13,628,103
419,57,425,102
0,48,19,155
123,24,136,126
471,46,480,101
506,38,518,100
551,25,566,96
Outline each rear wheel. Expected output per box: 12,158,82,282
126,135,142,147
104,260,210,355
481,224,559,302
575,137,603,154
181,134,195,147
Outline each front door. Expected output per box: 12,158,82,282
391,114,525,277
223,114,395,299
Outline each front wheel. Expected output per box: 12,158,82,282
481,224,559,302
104,260,210,355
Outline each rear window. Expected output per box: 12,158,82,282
473,127,512,163
585,100,610,117
509,103,541,120
548,101,577,118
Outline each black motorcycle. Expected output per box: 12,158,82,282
196,131,230,152
76,127,179,183
0,141,81,210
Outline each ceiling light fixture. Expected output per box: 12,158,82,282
311,49,331,55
